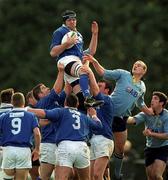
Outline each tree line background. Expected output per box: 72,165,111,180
0,0,168,163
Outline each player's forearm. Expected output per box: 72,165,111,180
149,132,168,140
89,33,98,56
141,106,154,115
50,43,70,57
33,128,41,151
28,108,46,118
92,59,105,76
88,70,99,96
53,71,64,94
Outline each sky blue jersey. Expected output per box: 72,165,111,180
134,109,168,148
0,108,39,148
50,25,84,61
35,89,65,143
44,107,102,145
104,69,146,117
93,93,114,140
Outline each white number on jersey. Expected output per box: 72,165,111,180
11,118,21,135
69,109,81,130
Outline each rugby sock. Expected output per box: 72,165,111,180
113,153,124,179
79,74,90,97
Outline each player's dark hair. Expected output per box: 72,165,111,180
62,10,76,22
66,93,78,108
26,91,35,106
12,92,25,107
153,91,168,107
0,88,14,103
32,83,43,101
98,79,113,95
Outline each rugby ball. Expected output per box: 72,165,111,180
61,31,77,49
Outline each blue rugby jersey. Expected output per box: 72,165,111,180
0,108,39,148
50,25,84,61
44,107,102,145
0,103,13,145
93,93,114,140
35,89,65,143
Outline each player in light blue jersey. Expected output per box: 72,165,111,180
83,54,153,179
32,63,65,180
0,92,41,180
50,10,103,109
127,91,168,180
28,93,102,180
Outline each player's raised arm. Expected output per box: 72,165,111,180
88,21,99,56
53,62,64,94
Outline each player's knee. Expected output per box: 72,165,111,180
94,171,102,179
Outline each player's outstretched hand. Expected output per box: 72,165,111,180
91,21,98,34
66,32,78,46
83,54,97,64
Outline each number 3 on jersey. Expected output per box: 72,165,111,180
69,109,81,130
11,118,21,135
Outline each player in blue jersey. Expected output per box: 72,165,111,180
0,92,41,180
0,88,14,114
83,54,153,179
81,66,114,180
50,10,104,109
26,91,40,180
32,63,65,180
127,91,168,180
28,93,102,180
0,88,14,170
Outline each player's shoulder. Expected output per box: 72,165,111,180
112,69,129,75
163,109,168,116
54,25,69,35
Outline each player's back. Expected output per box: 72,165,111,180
0,108,38,148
